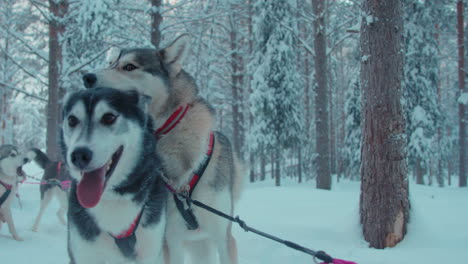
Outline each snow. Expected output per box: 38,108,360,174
2,163,468,264
458,93,468,105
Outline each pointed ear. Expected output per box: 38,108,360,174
160,34,190,77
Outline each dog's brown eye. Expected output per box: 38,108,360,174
123,64,138,71
68,115,79,128
101,113,117,126
10,153,16,157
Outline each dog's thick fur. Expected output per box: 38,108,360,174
0,144,29,241
83,35,245,264
28,148,72,232
62,88,167,263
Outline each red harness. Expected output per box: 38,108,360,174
113,104,211,250
154,104,190,137
113,210,143,239
0,179,13,190
156,105,215,230
0,179,13,207
164,132,215,195
57,161,62,174
110,104,192,256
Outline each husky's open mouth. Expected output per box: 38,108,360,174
77,146,124,208
16,166,25,177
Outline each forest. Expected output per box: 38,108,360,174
0,0,467,260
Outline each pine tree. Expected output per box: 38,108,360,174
248,0,304,186
343,76,361,180
403,0,441,185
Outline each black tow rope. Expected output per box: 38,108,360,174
176,193,335,263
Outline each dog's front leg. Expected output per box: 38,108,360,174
3,207,23,241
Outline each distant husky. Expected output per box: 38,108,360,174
83,35,245,264
28,148,72,232
62,87,167,263
0,144,29,241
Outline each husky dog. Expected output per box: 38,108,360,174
82,35,245,264
0,145,29,241
28,148,72,232
62,87,167,263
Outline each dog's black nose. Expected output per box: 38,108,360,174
71,147,93,169
23,158,29,163
83,73,97,88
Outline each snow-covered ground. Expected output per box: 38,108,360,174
2,162,467,264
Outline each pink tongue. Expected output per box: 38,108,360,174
77,167,106,208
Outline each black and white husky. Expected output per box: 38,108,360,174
83,35,245,264
61,87,168,263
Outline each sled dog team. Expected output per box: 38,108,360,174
0,35,245,264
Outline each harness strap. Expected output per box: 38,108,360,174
0,179,13,190
154,104,190,137
188,132,215,196
111,208,144,259
166,132,215,230
57,161,62,174
0,180,12,207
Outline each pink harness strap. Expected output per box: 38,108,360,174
320,258,357,264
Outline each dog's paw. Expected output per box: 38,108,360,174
13,235,24,241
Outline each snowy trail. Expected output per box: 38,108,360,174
2,163,468,264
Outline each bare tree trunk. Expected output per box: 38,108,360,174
298,147,302,183
230,27,242,156
312,0,331,190
270,151,274,179
329,80,336,175
260,154,266,181
435,23,444,187
457,0,466,187
47,0,68,161
150,0,162,48
415,158,424,185
275,148,280,186
249,155,255,183
248,0,255,183
360,0,409,249
337,46,346,180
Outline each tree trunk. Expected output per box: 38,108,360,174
248,0,255,183
275,148,280,186
150,0,162,48
270,151,274,179
457,0,466,187
249,154,255,183
415,158,424,185
312,0,331,190
329,79,336,175
260,154,266,181
360,0,410,249
435,23,444,187
47,0,68,161
230,28,242,156
298,147,302,183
